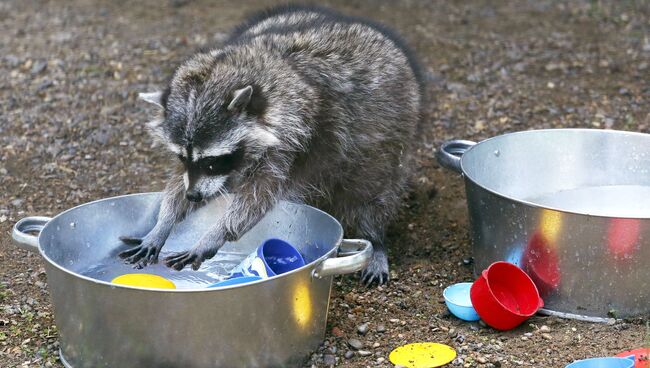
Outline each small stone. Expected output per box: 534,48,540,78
356,323,369,335
344,350,354,359
323,354,336,366
477,356,488,364
541,333,552,340
31,60,47,74
348,338,364,350
377,357,385,363
463,257,474,265
372,342,380,348
539,325,551,333
376,324,386,333
357,350,372,357
331,327,344,337
448,328,457,338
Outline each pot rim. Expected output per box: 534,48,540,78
459,128,650,219
36,192,343,293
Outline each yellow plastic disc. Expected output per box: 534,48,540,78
111,273,176,289
389,342,456,368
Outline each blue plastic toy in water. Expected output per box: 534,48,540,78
207,276,263,288
565,355,635,368
443,282,480,321
228,238,305,279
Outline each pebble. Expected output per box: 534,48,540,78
477,356,488,364
348,338,364,350
323,354,336,366
376,324,386,333
31,60,47,74
344,350,354,359
356,323,369,335
357,350,372,357
539,325,551,333
541,333,553,340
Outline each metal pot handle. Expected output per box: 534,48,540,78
436,140,476,174
312,239,373,279
12,216,51,252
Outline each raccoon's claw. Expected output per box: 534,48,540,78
361,250,389,287
163,251,204,271
118,236,162,268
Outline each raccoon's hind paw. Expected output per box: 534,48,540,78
163,251,204,271
118,236,163,269
361,250,389,287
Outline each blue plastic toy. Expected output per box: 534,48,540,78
565,355,635,368
443,282,480,321
229,238,305,279
207,276,263,288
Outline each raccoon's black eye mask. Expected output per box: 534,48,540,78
177,146,245,176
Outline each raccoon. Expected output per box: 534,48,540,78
119,5,424,285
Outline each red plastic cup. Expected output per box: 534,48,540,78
470,261,544,330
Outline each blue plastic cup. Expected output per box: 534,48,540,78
443,282,480,321
228,238,306,279
207,276,263,288
565,355,635,368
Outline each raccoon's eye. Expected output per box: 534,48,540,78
200,155,233,175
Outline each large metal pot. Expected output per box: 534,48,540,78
437,129,650,319
12,193,372,368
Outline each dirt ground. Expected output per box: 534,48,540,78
1,0,649,367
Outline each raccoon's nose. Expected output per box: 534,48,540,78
186,190,203,202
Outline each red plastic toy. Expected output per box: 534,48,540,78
616,348,649,368
470,261,544,330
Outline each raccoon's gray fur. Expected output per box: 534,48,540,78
119,5,424,285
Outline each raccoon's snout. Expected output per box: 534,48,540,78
186,190,203,202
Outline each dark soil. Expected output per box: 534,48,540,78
1,0,649,367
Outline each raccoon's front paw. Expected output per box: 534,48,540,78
163,246,217,271
118,236,164,269
361,250,389,287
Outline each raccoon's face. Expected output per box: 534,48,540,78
141,72,276,202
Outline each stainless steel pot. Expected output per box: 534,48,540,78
12,193,372,368
437,129,650,319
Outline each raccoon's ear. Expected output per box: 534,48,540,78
227,85,253,112
138,91,164,108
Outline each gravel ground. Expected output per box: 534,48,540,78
1,0,649,367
